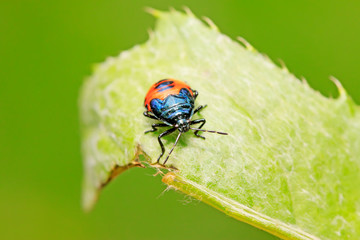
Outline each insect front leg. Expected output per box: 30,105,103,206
143,111,158,120
190,118,206,139
193,104,207,115
156,128,177,163
144,123,169,133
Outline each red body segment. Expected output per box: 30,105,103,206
144,79,194,111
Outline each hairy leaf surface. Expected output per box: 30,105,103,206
80,9,360,239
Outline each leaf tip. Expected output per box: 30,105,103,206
237,36,257,52
330,76,347,99
144,7,162,18
81,186,98,213
202,16,219,31
300,76,311,87
277,58,290,73
182,6,195,18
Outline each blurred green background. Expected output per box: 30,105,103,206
1,0,359,239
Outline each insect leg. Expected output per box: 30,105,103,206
163,131,182,165
143,111,158,120
193,104,207,115
144,123,169,133
190,118,206,139
156,128,177,163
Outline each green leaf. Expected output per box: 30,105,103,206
79,8,360,239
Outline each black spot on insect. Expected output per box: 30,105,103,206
155,79,170,85
157,85,174,92
155,80,174,89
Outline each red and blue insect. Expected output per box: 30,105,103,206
144,79,228,165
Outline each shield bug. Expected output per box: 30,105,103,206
144,79,228,165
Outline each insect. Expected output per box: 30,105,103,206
143,78,228,165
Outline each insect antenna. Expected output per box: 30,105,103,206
163,131,183,165
190,128,228,135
